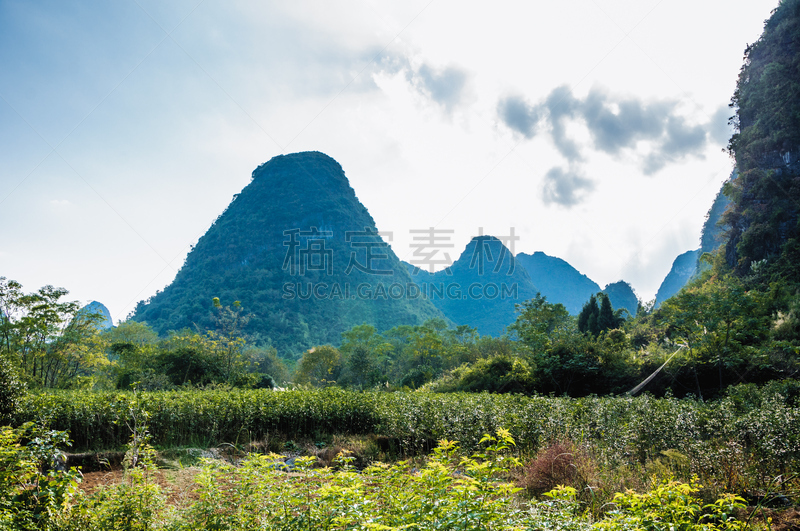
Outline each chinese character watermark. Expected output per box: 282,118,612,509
345,228,393,276
282,227,333,275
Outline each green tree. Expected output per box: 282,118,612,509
598,294,616,331
346,344,375,389
532,334,600,395
0,355,25,424
660,272,772,397
246,345,289,387
104,321,165,390
0,278,106,388
156,332,226,387
577,294,597,335
508,293,573,354
294,345,342,386
579,293,624,337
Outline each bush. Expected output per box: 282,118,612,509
431,356,535,394
0,423,80,530
0,356,25,424
517,439,595,496
594,479,747,531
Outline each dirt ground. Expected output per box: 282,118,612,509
77,467,202,507
747,507,800,531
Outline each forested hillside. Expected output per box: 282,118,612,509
725,0,800,276
130,152,443,356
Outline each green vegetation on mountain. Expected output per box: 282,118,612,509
131,152,443,357
725,0,800,275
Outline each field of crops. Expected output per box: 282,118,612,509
4,382,800,529
16,381,800,479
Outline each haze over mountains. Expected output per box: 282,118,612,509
404,236,539,337
131,151,720,355
652,170,734,307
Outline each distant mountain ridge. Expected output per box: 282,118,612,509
404,242,641,332
130,151,657,349
404,236,539,336
515,252,600,315
601,281,638,316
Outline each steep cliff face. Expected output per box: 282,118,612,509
653,170,734,308
725,0,800,275
654,250,700,308
405,236,539,336
132,152,443,356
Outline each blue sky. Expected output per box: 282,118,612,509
0,0,779,323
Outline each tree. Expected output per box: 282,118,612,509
0,278,24,357
347,344,375,389
578,293,624,337
0,355,25,423
0,278,106,388
598,295,616,331
509,293,573,354
577,295,600,336
156,332,226,387
534,334,599,396
246,345,289,387
659,272,771,397
294,345,342,386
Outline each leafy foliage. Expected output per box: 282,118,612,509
167,429,528,531
0,354,25,424
0,422,770,530
595,480,747,531
0,277,107,389
577,294,625,337
0,423,80,531
15,381,800,501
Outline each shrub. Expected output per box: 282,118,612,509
0,423,80,531
594,479,747,531
518,439,595,497
0,355,25,424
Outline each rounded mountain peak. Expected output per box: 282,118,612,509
251,151,350,192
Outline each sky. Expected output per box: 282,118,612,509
0,0,780,324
